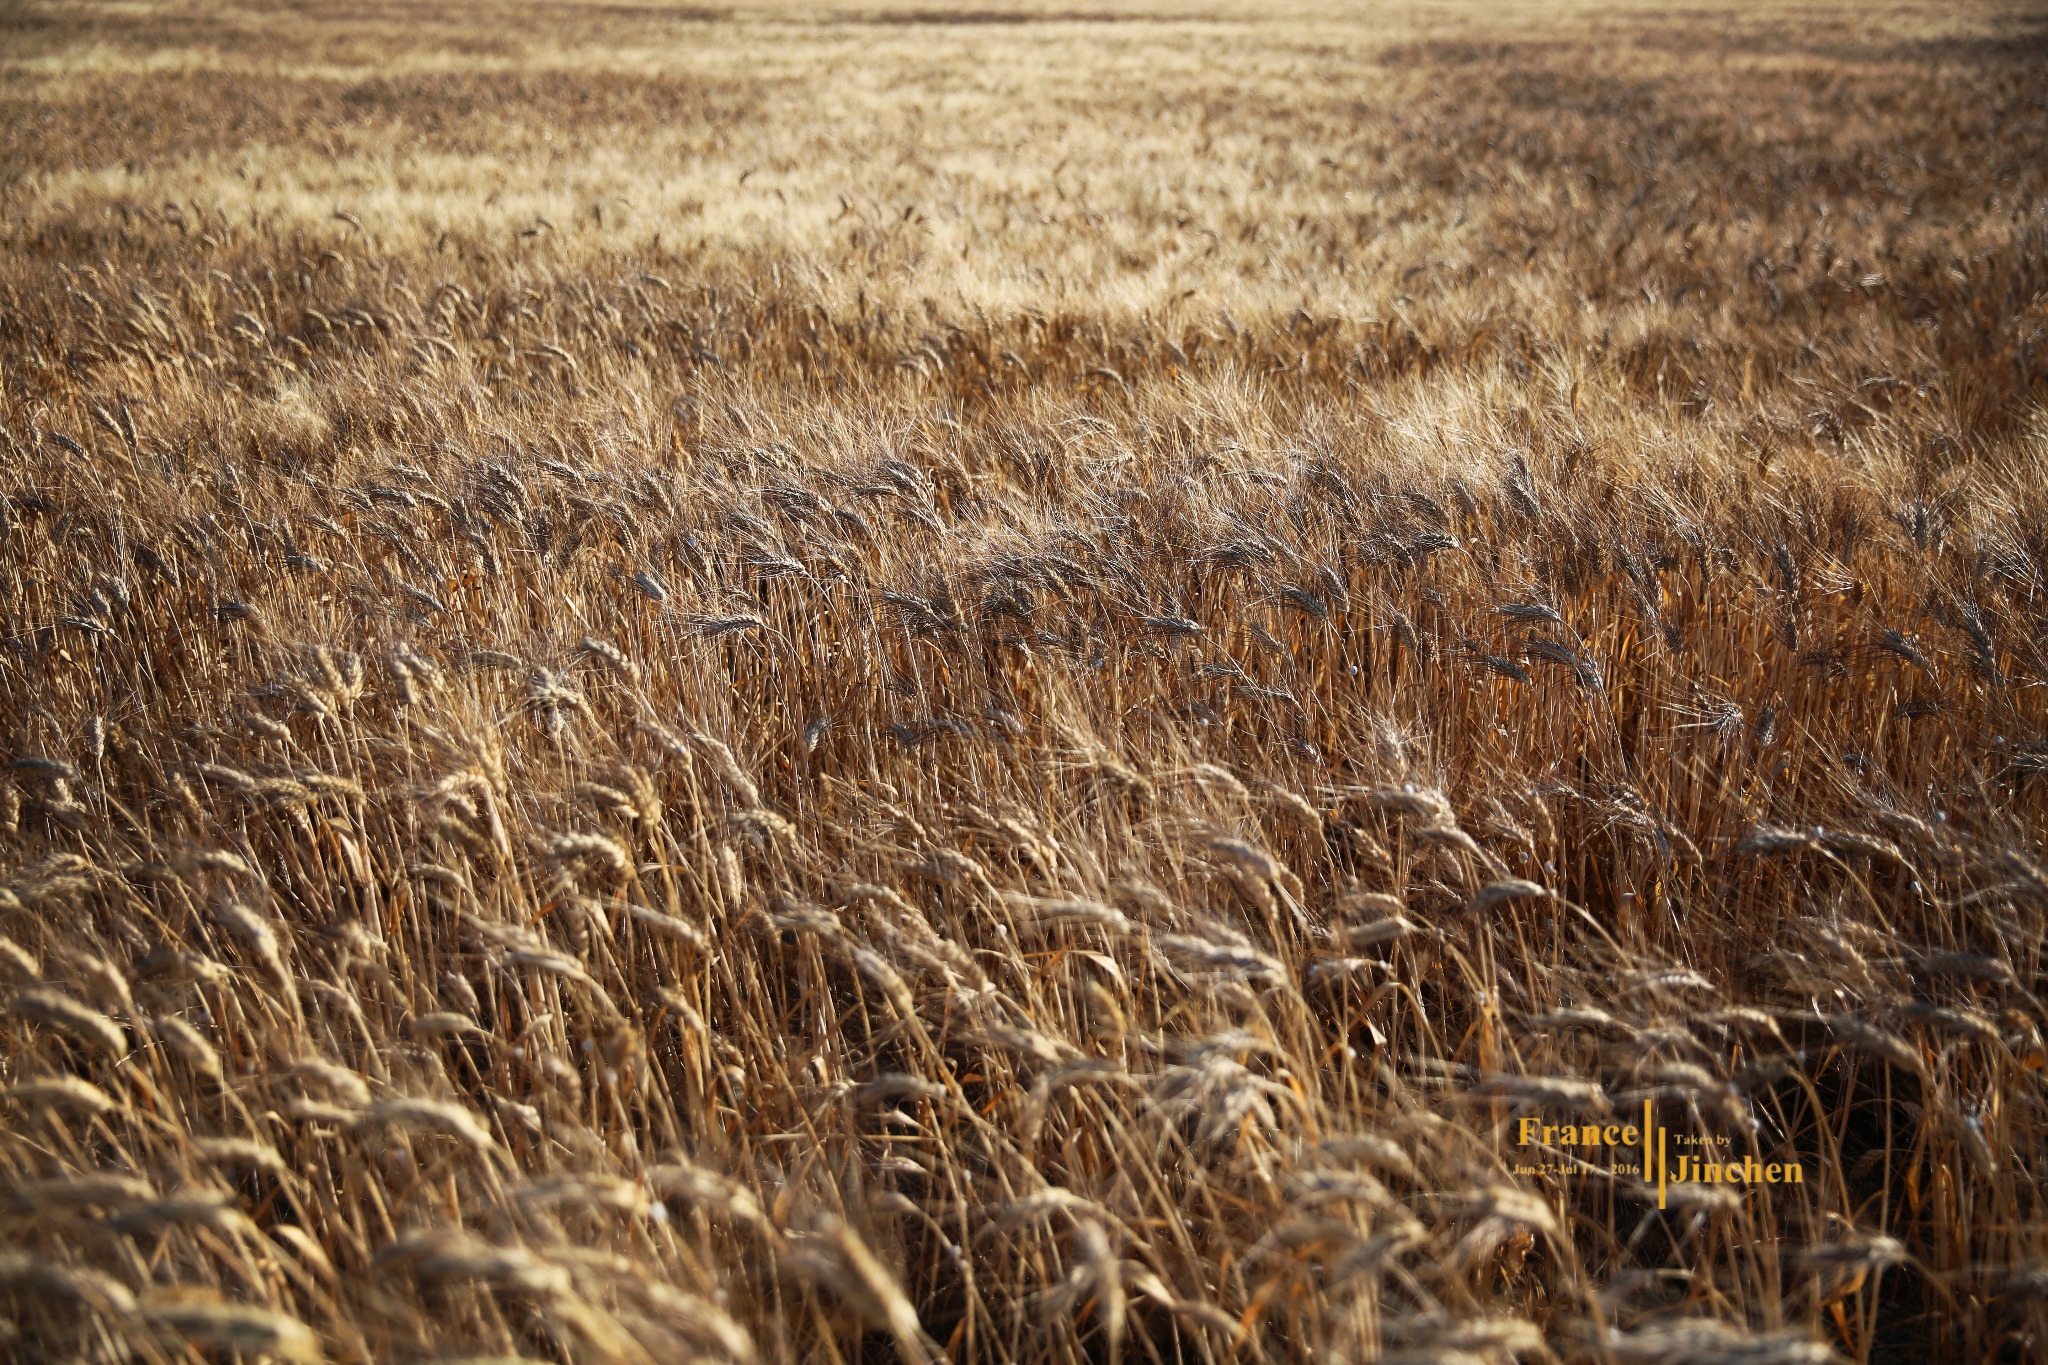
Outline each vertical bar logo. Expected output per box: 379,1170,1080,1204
1513,1098,1807,1202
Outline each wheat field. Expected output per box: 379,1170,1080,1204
1,1,2045,1361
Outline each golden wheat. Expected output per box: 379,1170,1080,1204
0,0,2045,1362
